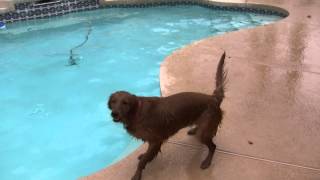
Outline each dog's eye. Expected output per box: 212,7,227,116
122,101,128,105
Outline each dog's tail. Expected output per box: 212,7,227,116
213,51,227,106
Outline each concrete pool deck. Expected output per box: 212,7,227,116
0,1,14,13
82,0,320,179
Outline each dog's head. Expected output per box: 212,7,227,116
108,91,139,123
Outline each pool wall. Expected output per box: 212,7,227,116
0,0,288,23
0,0,100,23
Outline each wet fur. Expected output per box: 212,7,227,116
108,52,227,180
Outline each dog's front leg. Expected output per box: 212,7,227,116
138,153,145,160
132,142,162,180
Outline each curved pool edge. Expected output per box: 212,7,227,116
83,0,320,180
158,1,292,97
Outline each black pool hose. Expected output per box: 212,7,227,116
68,23,92,66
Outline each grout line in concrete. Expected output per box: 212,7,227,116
227,56,320,76
168,140,320,173
247,61,320,75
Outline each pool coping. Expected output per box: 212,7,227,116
82,0,320,180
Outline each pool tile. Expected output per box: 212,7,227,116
1,0,288,23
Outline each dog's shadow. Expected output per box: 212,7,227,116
141,136,218,180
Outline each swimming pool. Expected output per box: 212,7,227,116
0,5,283,180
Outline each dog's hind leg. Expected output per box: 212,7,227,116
200,137,216,169
132,142,162,180
197,110,220,169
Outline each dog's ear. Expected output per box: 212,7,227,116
127,94,139,112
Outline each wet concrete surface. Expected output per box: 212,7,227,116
83,0,320,179
82,142,320,180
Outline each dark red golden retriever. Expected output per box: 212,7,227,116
108,52,226,180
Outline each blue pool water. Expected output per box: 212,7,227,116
0,5,283,180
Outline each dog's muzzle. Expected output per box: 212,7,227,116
111,112,120,122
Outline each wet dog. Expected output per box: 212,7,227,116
108,52,227,180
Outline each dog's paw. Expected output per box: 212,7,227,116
131,172,142,180
200,159,212,169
